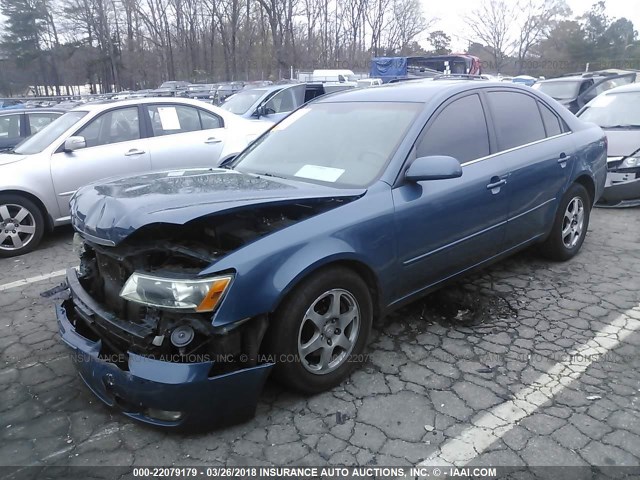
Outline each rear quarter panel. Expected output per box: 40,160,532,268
540,91,607,203
568,123,607,203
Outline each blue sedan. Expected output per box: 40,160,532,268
56,80,607,430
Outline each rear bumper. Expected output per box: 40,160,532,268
596,171,640,208
56,273,273,431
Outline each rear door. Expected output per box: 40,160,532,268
50,106,151,215
144,103,227,170
484,90,574,249
392,92,510,297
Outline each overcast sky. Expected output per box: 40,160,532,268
419,0,640,51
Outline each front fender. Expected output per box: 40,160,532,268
212,242,384,328
205,185,396,327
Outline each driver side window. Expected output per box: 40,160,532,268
416,94,490,164
77,107,140,148
264,88,297,114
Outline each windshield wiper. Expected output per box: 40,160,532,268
599,124,640,129
253,172,287,179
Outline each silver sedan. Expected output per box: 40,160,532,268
0,97,271,257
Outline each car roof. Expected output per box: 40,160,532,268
314,80,536,103
538,76,589,83
242,84,292,93
0,107,67,114
602,82,640,94
68,96,219,112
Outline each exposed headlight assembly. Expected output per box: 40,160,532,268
120,272,232,312
619,156,640,169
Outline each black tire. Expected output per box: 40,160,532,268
267,266,373,394
0,194,45,258
538,183,591,261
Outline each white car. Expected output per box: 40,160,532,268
0,97,271,257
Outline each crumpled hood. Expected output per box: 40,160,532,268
71,168,365,245
0,153,28,166
603,130,640,157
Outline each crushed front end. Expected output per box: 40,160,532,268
597,156,640,208
54,214,301,430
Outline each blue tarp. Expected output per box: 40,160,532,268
370,57,408,82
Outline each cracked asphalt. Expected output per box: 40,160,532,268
1,209,639,478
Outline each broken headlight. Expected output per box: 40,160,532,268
119,272,232,312
619,156,640,170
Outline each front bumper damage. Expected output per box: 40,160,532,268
56,269,273,431
596,166,640,208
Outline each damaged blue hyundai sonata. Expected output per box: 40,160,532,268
56,81,607,430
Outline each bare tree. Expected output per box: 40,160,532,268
514,0,569,73
464,0,515,73
367,0,392,56
386,0,433,54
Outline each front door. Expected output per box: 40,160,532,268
392,92,509,299
50,106,151,216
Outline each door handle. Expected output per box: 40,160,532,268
205,137,221,144
125,149,145,156
486,178,507,190
557,153,570,167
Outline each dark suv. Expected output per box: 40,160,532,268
533,71,637,113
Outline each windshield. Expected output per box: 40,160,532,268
220,89,269,115
579,92,640,128
234,101,422,188
14,111,88,155
534,80,580,100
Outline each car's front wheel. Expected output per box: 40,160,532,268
0,194,45,258
539,183,591,261
268,266,373,394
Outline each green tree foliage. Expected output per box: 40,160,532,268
1,0,44,65
428,31,452,55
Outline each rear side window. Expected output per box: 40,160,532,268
148,105,222,135
488,91,546,150
28,112,61,134
0,114,21,139
416,94,490,163
538,102,563,137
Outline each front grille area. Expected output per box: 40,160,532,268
95,251,131,316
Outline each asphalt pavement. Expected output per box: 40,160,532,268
1,209,639,479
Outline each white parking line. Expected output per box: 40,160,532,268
0,269,67,292
419,311,639,467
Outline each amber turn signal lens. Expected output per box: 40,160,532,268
196,277,232,312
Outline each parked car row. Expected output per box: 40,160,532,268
50,79,607,430
0,97,271,256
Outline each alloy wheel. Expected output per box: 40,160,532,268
297,288,361,375
561,196,584,249
0,204,37,252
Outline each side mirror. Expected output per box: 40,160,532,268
64,136,86,152
405,155,462,182
253,105,266,118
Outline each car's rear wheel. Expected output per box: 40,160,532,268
539,183,591,261
268,267,373,394
0,194,45,258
